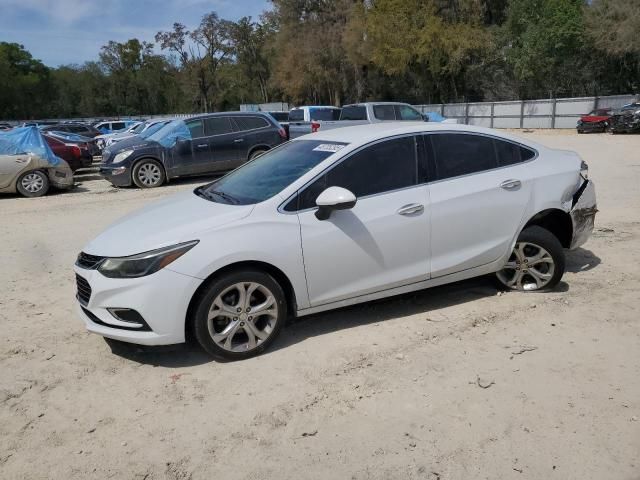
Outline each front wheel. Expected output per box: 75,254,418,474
192,270,287,360
496,226,565,291
132,159,165,188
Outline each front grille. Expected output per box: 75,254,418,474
76,274,92,306
76,252,105,270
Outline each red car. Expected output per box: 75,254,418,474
576,108,612,133
44,134,93,172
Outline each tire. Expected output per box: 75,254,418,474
132,159,165,188
249,148,268,160
16,170,50,197
495,226,565,292
192,269,287,360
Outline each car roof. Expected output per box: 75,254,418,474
296,122,544,149
343,102,413,107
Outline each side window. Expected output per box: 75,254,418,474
204,117,233,136
297,136,418,210
373,105,396,120
430,133,497,180
111,122,126,131
340,106,366,120
233,116,269,132
397,105,423,121
494,139,535,166
186,119,205,138
288,109,304,122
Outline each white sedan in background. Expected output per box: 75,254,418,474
74,123,596,360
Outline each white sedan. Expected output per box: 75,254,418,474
74,123,596,360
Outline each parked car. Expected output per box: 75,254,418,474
93,120,139,135
1,127,74,197
576,108,612,133
43,133,93,172
41,123,102,138
99,112,287,188
621,101,640,111
96,119,172,150
287,106,342,139
45,130,101,157
265,111,290,139
607,108,640,134
0,122,12,131
288,102,427,139
75,123,596,359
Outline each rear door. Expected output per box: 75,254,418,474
426,132,535,277
230,116,273,165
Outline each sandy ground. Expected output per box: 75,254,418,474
1,131,639,480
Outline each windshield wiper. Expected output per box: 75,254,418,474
206,190,240,205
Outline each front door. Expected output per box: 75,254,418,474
425,132,534,277
296,136,431,307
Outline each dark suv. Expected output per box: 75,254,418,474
99,112,287,188
41,123,102,138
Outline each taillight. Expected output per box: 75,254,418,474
71,145,81,158
278,127,287,140
311,121,320,133
580,160,589,180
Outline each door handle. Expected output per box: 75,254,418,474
233,138,244,143
15,158,27,164
397,203,424,216
500,179,521,190
196,143,208,148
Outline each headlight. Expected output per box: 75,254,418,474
98,241,198,278
580,160,589,180
113,149,134,164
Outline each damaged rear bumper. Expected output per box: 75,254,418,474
569,180,597,249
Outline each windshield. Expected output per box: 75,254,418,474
140,121,170,139
146,119,191,147
130,123,146,133
196,140,348,205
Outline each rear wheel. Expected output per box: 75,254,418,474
16,170,49,197
249,148,268,160
193,269,287,360
132,159,165,188
496,226,565,291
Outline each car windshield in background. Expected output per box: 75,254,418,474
310,108,341,121
140,122,170,139
196,140,348,205
130,123,146,133
146,119,184,143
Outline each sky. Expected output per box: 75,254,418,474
0,0,271,67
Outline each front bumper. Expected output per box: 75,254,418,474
569,180,597,249
100,165,132,187
73,266,202,345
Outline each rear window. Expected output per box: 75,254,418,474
310,108,341,121
269,112,289,122
289,109,304,122
340,106,367,121
233,116,270,131
373,105,396,120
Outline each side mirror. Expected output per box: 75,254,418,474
315,186,357,220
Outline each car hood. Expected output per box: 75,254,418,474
83,191,254,257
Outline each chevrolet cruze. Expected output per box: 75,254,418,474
74,123,596,360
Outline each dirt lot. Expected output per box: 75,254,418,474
1,131,639,480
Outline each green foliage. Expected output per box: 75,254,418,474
0,1,638,120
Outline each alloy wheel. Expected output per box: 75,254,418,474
21,173,45,194
207,282,279,353
496,241,556,291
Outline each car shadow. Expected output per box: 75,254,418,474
565,247,601,273
107,250,598,367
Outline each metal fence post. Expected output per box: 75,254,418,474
551,98,557,129
594,96,599,110
465,102,470,125
441,104,445,117
520,101,525,129
490,103,494,128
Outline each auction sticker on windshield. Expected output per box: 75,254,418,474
312,143,345,153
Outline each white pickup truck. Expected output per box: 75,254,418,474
288,102,437,139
